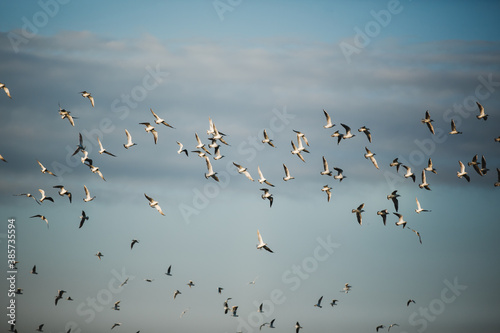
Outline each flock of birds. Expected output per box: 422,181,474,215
1,81,499,333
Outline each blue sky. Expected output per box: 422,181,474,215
1,1,500,332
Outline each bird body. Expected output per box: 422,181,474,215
257,229,273,253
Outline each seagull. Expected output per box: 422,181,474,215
257,229,274,253
16,288,23,294
0,82,12,98
331,130,343,144
31,265,38,274
58,105,77,126
218,287,223,294
213,145,224,160
293,130,309,146
192,150,209,158
260,188,274,207
85,162,106,181
97,137,116,157
211,124,230,145
37,160,57,177
424,158,437,174
139,122,158,144
358,126,372,142
323,109,335,128
80,91,94,107
402,165,416,182
295,322,303,333
71,133,86,156
187,280,195,288
320,156,333,176
123,129,137,149
421,110,435,134
410,228,422,244
150,108,174,128
258,303,264,313
291,140,306,162
13,192,40,205
377,209,389,225
66,297,73,301
53,185,72,203
376,325,385,332
296,134,310,153
333,167,346,182
55,290,66,306
0,154,6,162
321,185,332,202
341,123,356,140
130,239,139,249
258,166,275,186
388,323,399,331
476,101,488,120
204,156,219,181
269,319,276,328
387,190,400,211
144,278,154,282
314,296,323,308
79,210,89,228
195,132,211,155
352,203,365,225
80,150,92,165
165,265,172,276
111,323,121,330
394,213,407,228
330,299,338,306
282,164,295,181
208,137,219,149
144,193,165,216
390,158,402,172
495,168,500,187
364,147,379,169
119,278,129,287
36,324,44,332
38,189,54,203
415,197,431,214
419,170,431,190
480,155,489,175
223,299,231,314
232,162,254,181
176,141,188,156
30,215,49,228
95,252,103,260
407,299,416,306
113,301,121,311
231,305,239,317
180,308,190,318
449,119,462,135
83,185,95,202
495,136,500,142
259,323,267,331
173,290,181,299
262,129,276,147
457,161,471,182
468,155,483,176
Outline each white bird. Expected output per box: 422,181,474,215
58,105,77,126
394,213,407,228
333,167,346,182
37,160,57,177
415,197,431,214
449,119,462,135
476,101,488,120
176,141,188,156
402,165,416,182
341,123,355,140
331,130,343,144
144,193,165,216
173,290,181,299
79,210,89,228
38,189,54,203
53,185,72,203
457,161,470,182
468,154,483,176
204,156,219,181
97,137,116,157
0,82,12,98
388,323,400,331
123,129,137,149
85,162,106,181
419,170,431,190
195,132,211,155
262,129,276,147
387,190,400,212
248,276,259,285
352,203,365,225
213,145,224,160
80,91,94,107
295,322,303,333
71,133,86,156
290,140,306,163
233,162,254,181
421,110,435,134
322,185,332,202
211,124,230,145
139,122,158,144
410,228,422,244
30,215,49,228
364,147,379,169
424,158,437,174
257,229,273,253
323,109,335,128
314,296,323,308
80,150,92,165
192,150,209,158
282,164,294,181
14,192,40,205
150,108,174,128
258,166,274,186
260,188,273,207
296,134,310,153
390,158,402,172
0,154,6,162
293,130,309,146
377,209,389,225
358,126,372,142
320,156,333,176
83,185,95,202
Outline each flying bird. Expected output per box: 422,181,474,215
37,160,57,177
173,290,181,299
79,210,89,228
123,129,137,149
449,119,462,135
213,145,224,160
468,155,483,176
282,164,294,181
421,110,435,134
476,101,488,120
187,280,195,288
139,122,158,144
38,189,54,203
258,303,264,313
131,239,139,249
176,141,188,156
233,162,254,181
394,213,407,228
58,105,77,126
0,154,6,162
407,299,416,306
195,132,211,155
293,130,309,146
262,129,275,147
120,278,129,287
150,108,174,128
480,155,489,175
410,228,422,244
95,252,103,260
290,140,306,162
333,167,346,182
97,137,116,157
14,192,40,205
457,161,471,182
358,126,372,142
495,168,500,187
55,290,66,306
415,197,431,214
376,325,385,332
388,323,400,331
321,185,332,202
419,170,431,190
320,156,333,176
295,322,303,333
323,109,335,128
390,158,402,172
231,305,239,317
36,324,44,332
331,130,343,144
314,296,323,308
165,265,172,276
180,308,190,318
53,185,72,203
340,123,355,140
364,147,379,169
257,229,273,253
30,215,49,228
424,158,437,174
352,203,365,225
204,156,219,181
71,133,86,156
80,91,94,107
257,166,274,186
113,301,121,311
330,299,338,307
144,193,165,216
377,209,389,225
0,82,12,98
260,188,274,207
85,162,106,181
402,165,416,182
83,185,95,202
31,265,38,274
111,323,121,330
